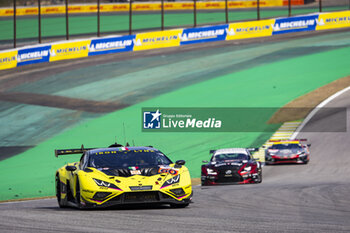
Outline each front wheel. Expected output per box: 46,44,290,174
55,175,66,208
75,178,84,209
170,203,189,208
256,171,262,183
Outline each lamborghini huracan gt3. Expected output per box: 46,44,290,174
55,144,192,209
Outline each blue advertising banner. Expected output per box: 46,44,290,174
17,45,51,66
272,15,319,35
88,35,135,56
180,25,228,45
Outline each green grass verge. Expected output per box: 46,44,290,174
0,44,350,201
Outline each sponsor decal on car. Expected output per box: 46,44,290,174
130,170,141,175
129,186,153,191
129,166,141,175
158,168,179,176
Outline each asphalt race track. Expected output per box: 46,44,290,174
0,18,350,233
1,66,350,232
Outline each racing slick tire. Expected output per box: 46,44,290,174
75,178,84,209
170,193,192,208
257,171,263,183
170,203,189,208
55,175,67,208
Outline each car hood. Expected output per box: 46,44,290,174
272,148,303,156
83,165,188,191
98,167,160,177
210,160,246,168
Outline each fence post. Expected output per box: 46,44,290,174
129,0,132,35
257,0,260,20
319,0,322,12
194,0,197,27
161,0,164,30
66,0,69,40
38,0,42,43
225,0,228,23
13,0,16,48
288,0,291,17
97,0,100,37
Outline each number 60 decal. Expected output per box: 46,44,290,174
158,168,179,176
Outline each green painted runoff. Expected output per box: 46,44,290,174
0,42,350,200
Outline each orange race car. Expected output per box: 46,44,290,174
265,139,311,165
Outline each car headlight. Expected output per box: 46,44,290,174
93,178,112,187
267,149,278,155
298,151,306,157
244,166,252,171
161,175,180,188
93,178,122,190
207,168,217,175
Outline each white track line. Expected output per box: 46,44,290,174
291,86,350,139
0,197,54,204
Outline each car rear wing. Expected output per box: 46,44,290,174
268,139,310,147
247,148,259,152
269,139,307,142
209,148,259,154
55,145,96,157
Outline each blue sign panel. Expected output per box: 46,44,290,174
88,35,135,56
272,15,319,35
180,25,228,45
17,45,51,66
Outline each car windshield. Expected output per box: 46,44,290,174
88,149,172,168
270,144,302,150
213,153,248,161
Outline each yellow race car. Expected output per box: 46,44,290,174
55,144,192,209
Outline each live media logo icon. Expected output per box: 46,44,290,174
143,109,162,129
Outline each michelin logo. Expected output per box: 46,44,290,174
143,109,162,129
180,29,225,41
90,40,133,51
273,19,315,31
17,50,49,62
0,56,16,64
226,25,270,35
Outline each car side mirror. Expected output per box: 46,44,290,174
175,160,186,166
65,165,77,171
307,144,311,147
202,160,208,163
